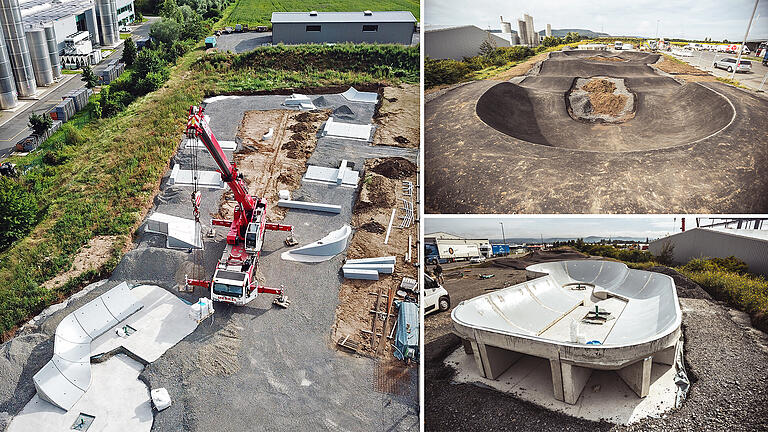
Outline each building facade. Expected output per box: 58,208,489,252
425,25,510,60
271,11,416,45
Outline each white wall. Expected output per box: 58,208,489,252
425,25,510,60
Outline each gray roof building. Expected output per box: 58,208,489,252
424,25,510,60
271,11,416,45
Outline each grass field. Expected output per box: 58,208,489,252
221,0,420,26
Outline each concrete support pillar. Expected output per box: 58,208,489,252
653,341,678,366
476,343,521,379
561,362,593,404
617,356,652,398
469,340,484,377
462,339,473,355
549,358,564,402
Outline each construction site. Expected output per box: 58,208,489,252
0,83,420,431
425,48,768,214
425,243,768,431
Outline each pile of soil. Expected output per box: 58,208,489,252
582,79,617,93
359,219,385,234
585,56,626,62
370,157,417,179
294,112,324,123
589,92,629,115
357,175,397,210
394,136,410,144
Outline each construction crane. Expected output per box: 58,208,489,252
184,105,293,308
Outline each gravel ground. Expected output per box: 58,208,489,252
0,91,419,431
425,254,768,431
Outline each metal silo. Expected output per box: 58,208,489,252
0,30,17,109
0,0,36,97
96,0,118,46
26,28,54,87
44,25,61,80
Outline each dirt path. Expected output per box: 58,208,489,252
220,109,330,221
654,55,718,83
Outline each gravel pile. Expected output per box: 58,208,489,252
568,77,635,123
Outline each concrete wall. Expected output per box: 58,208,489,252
649,228,768,276
116,0,134,24
52,15,79,53
272,21,414,45
425,25,510,60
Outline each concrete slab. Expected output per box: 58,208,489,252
341,263,395,274
303,165,359,187
90,285,199,363
446,348,678,425
341,87,378,103
346,256,397,265
342,268,379,280
277,199,342,214
168,165,224,189
145,212,202,250
8,354,152,432
321,117,373,141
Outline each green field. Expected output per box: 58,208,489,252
221,0,420,27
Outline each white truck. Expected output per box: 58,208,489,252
436,243,480,262
614,41,623,50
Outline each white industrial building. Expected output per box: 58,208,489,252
649,227,768,276
271,11,416,45
424,25,510,60
425,232,492,259
0,0,134,109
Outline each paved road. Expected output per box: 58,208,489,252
0,17,157,160
672,50,768,90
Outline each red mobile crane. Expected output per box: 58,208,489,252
184,105,292,307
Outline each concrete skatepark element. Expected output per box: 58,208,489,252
425,50,768,214
145,212,203,250
168,164,225,189
32,282,143,411
281,225,352,262
452,260,682,405
303,164,359,187
341,87,378,104
10,354,153,432
277,199,342,214
283,94,316,110
475,52,734,152
320,117,374,141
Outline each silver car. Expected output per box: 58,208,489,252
713,57,751,73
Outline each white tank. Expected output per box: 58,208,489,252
25,27,53,86
0,0,36,97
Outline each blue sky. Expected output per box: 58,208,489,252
425,0,768,41
424,216,705,241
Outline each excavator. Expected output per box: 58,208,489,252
183,104,293,308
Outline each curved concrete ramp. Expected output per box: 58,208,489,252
33,282,143,411
281,225,351,262
452,261,682,405
341,87,378,103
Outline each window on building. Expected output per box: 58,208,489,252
75,13,87,32
362,25,378,32
306,25,321,32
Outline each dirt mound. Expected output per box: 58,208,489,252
294,112,324,123
290,132,307,142
394,136,410,144
647,266,713,300
289,122,312,133
582,78,616,93
370,157,417,179
491,249,590,270
360,219,386,234
281,140,299,150
589,92,628,115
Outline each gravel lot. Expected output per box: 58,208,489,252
425,253,768,431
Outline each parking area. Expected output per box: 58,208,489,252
672,50,768,90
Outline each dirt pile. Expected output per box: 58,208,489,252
356,174,397,211
370,157,417,179
582,78,617,93
585,56,626,62
589,92,629,115
359,219,386,234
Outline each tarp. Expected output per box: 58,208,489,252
393,300,419,361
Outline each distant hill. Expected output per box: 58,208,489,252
489,236,647,244
538,28,610,38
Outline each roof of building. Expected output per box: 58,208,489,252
21,0,94,29
701,227,768,241
271,11,416,24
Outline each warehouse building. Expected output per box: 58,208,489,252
649,227,768,276
0,0,131,109
271,10,416,45
425,232,492,262
425,25,510,60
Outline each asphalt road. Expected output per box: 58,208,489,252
0,17,157,160
672,50,768,90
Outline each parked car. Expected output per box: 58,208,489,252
424,274,450,316
713,57,752,73
255,26,268,32
234,24,242,33
224,26,233,34
469,256,486,263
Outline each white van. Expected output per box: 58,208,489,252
424,274,450,316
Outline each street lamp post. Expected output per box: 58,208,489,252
499,221,507,255
731,0,760,80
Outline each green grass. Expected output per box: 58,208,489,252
62,69,81,74
221,0,420,27
715,76,748,89
119,33,131,40
0,42,416,339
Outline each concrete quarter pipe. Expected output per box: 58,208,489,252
452,260,682,404
425,50,768,213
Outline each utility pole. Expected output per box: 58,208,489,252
731,0,759,80
499,221,506,246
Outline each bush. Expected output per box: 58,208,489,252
81,64,98,88
62,123,87,146
149,18,181,44
0,177,38,251
425,58,471,88
28,113,52,136
122,37,137,66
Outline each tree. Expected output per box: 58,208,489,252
149,18,181,45
132,49,169,94
541,36,562,47
479,35,497,58
122,37,137,66
81,64,98,88
657,241,675,266
27,113,52,136
0,177,37,251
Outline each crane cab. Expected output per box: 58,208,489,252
211,269,254,306
245,221,264,253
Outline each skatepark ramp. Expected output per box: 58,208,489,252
32,282,143,411
452,260,682,404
